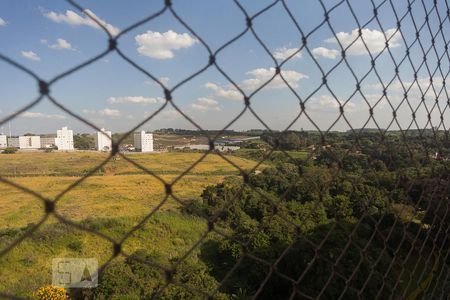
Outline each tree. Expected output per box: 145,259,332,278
74,133,95,150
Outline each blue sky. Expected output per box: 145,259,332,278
0,0,448,135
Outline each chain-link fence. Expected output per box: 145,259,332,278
0,0,449,299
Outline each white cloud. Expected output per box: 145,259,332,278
99,108,121,117
366,77,444,95
21,111,65,120
0,17,7,26
21,51,40,61
44,9,119,36
205,82,242,100
135,30,198,59
146,77,170,86
191,97,221,112
82,109,96,114
307,95,357,112
84,108,121,118
107,96,165,105
273,47,301,60
49,38,73,50
325,28,401,55
312,47,339,59
159,77,170,85
242,67,308,90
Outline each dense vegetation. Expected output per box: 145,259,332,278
74,133,95,150
84,131,449,299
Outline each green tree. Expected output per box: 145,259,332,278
74,133,95,150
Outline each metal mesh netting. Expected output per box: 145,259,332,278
0,0,449,299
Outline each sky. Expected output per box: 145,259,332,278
0,0,449,135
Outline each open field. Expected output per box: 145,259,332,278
153,133,209,148
0,151,261,177
0,213,209,296
0,152,263,297
0,174,226,229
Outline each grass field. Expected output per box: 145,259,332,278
0,151,263,297
0,151,260,177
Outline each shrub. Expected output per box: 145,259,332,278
33,285,67,300
67,239,83,252
2,147,17,154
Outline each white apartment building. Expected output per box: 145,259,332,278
95,128,112,151
55,126,74,150
7,137,19,148
40,137,56,148
0,135,7,148
133,131,153,152
18,136,41,149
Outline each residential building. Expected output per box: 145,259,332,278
133,131,153,152
7,137,19,148
55,126,74,150
0,135,7,148
40,136,57,148
95,128,112,151
19,136,41,149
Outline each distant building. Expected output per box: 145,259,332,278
134,131,153,152
55,126,74,150
174,144,240,152
7,137,19,148
19,136,41,149
0,135,7,148
40,137,56,148
95,128,112,151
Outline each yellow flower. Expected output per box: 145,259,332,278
32,285,68,300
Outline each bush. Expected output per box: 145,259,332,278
33,285,67,300
2,147,17,154
66,239,83,252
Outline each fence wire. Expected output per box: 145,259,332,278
0,0,449,299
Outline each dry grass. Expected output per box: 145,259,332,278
0,174,226,229
0,151,260,177
0,151,261,296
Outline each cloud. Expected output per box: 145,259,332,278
82,109,96,114
366,77,444,95
21,111,66,120
312,47,339,59
49,38,73,50
205,82,242,100
84,108,121,118
242,67,308,90
273,47,301,60
191,97,221,112
159,77,170,85
0,17,6,26
107,96,165,105
43,9,119,36
21,51,40,61
135,30,198,59
325,28,401,55
99,108,121,117
307,95,357,112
